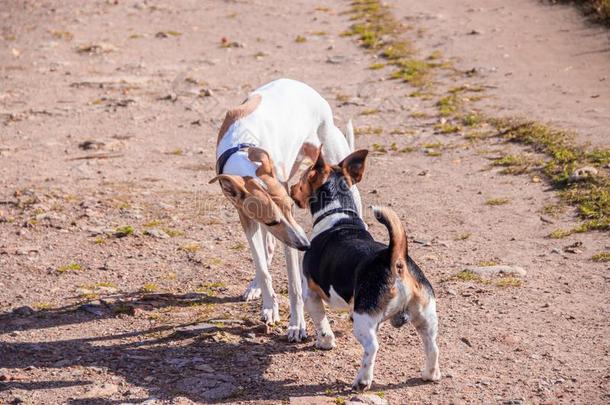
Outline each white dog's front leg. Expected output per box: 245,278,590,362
284,245,307,342
241,215,279,325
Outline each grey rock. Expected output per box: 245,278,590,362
175,323,217,336
466,265,526,277
569,166,597,182
13,306,34,316
144,228,169,239
79,304,105,317
349,394,388,405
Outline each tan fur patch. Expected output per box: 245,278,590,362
217,94,262,145
308,278,330,302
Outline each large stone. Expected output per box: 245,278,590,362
350,394,389,405
174,323,217,336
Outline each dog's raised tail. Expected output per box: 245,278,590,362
373,206,408,277
346,119,355,151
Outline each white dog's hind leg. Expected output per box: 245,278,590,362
352,312,381,391
240,214,279,324
285,245,307,342
412,299,441,382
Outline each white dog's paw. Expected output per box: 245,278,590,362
286,318,308,343
261,301,280,325
352,373,373,391
421,367,442,382
242,279,261,301
315,331,336,350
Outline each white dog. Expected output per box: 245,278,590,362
210,79,362,341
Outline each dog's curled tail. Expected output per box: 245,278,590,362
373,206,408,277
346,119,355,151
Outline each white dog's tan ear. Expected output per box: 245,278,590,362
209,174,247,201
338,149,368,184
248,147,275,177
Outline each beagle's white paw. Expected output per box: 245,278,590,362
315,331,336,350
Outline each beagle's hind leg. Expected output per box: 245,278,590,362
411,298,441,382
352,312,382,391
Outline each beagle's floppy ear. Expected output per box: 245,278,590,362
247,147,275,177
338,149,369,185
209,174,248,202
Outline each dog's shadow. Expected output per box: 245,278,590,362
1,292,434,403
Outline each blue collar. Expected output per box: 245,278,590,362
216,143,256,174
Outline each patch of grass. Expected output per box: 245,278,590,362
478,261,497,266
390,128,415,135
548,228,572,239
79,292,99,300
180,242,200,253
462,112,483,127
455,232,471,240
422,142,443,149
33,302,52,310
230,242,246,251
399,146,416,153
144,219,162,228
591,251,610,262
453,270,486,283
369,62,385,70
371,143,387,154
96,281,117,288
163,227,185,237
485,198,510,206
170,148,183,156
389,59,432,87
435,122,461,134
140,283,158,293
295,35,307,43
426,150,442,157
427,50,443,60
114,225,134,237
93,236,106,245
359,108,380,116
410,111,430,119
541,202,566,217
207,257,223,267
496,277,522,288
57,263,82,274
354,126,383,135
490,154,534,175
437,94,462,117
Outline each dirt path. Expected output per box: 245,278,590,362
0,1,608,404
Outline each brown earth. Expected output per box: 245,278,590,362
0,1,608,404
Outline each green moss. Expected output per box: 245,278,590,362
454,270,486,283
372,143,387,154
435,122,461,134
114,225,134,237
57,263,82,274
381,41,413,60
359,108,380,116
355,126,383,135
141,283,158,293
496,277,522,287
437,94,462,117
485,198,510,206
548,228,572,239
180,242,200,253
591,251,610,262
389,59,431,87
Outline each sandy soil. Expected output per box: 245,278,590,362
0,1,608,404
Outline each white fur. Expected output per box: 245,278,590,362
217,79,362,342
